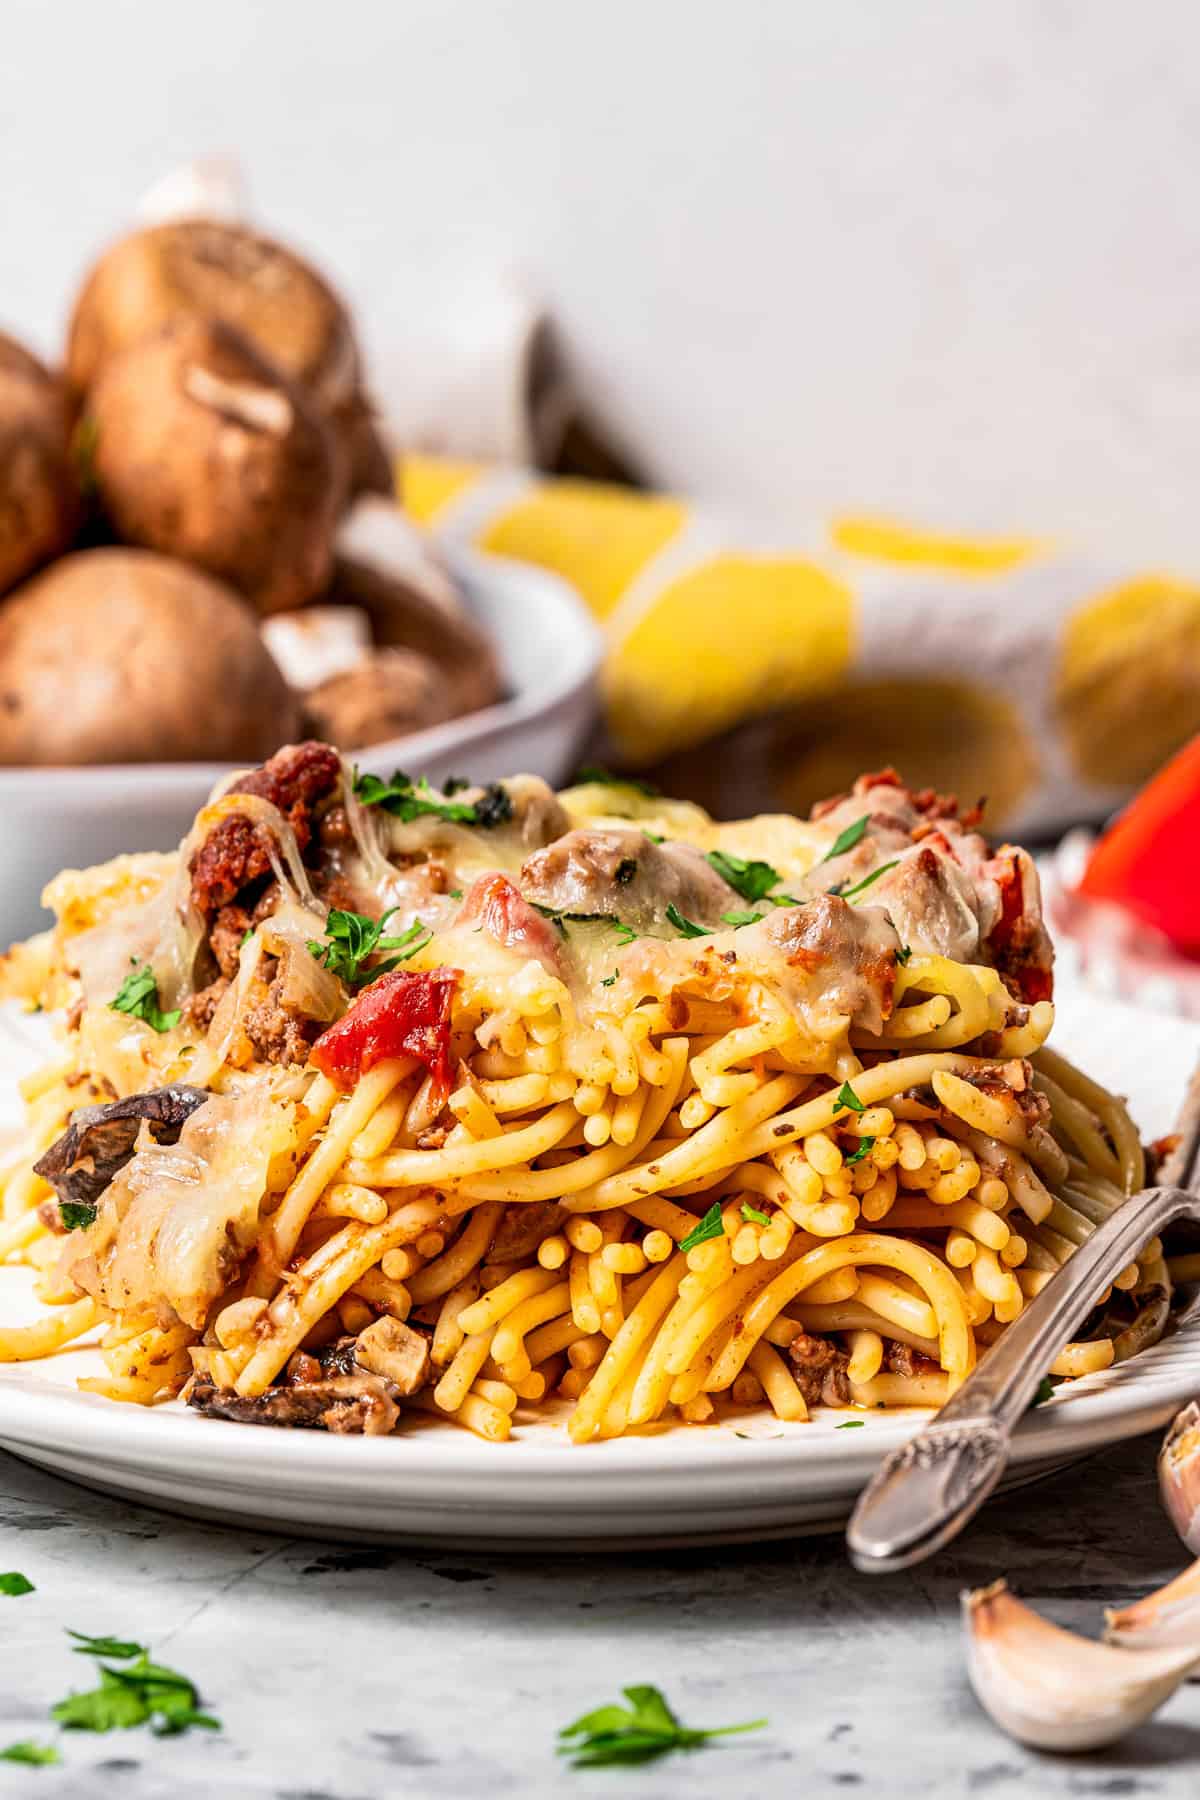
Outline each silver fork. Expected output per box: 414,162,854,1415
846,1065,1200,1573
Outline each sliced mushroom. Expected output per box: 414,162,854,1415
34,1085,210,1207
353,1315,432,1395
188,1370,399,1435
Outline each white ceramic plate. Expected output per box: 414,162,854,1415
0,983,1196,1549
0,547,603,942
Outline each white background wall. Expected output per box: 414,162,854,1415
4,0,1199,563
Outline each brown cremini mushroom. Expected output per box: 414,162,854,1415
66,218,391,497
0,547,300,764
0,332,80,596
87,317,342,614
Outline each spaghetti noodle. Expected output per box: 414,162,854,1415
0,751,1168,1442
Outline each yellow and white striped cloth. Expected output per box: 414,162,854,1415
403,454,1200,837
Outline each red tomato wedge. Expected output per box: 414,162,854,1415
455,872,563,973
312,968,459,1093
1078,734,1200,957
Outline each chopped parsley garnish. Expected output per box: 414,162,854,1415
0,1742,58,1766
679,1201,725,1253
832,860,899,901
559,1683,765,1768
601,971,618,987
844,1137,875,1166
1028,1376,1059,1409
240,927,254,948
60,1203,97,1232
666,903,707,938
307,908,429,987
442,776,470,795
54,1633,219,1737
109,965,180,1034
832,1081,866,1116
0,1572,33,1597
836,1420,865,1429
353,768,513,829
615,857,638,885
573,765,660,797
531,904,638,945
740,1203,770,1226
722,909,763,928
706,850,779,903
644,831,665,844
707,849,798,908
818,815,870,863
896,944,913,965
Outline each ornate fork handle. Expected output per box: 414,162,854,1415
846,1183,1200,1573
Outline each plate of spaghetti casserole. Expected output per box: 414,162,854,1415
0,749,1195,1545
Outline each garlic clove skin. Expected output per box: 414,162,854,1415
1158,1400,1200,1555
1106,1557,1200,1653
963,1579,1200,1753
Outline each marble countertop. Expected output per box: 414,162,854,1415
0,1432,1196,1799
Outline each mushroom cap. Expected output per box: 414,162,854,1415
303,647,453,748
66,218,389,496
88,316,342,615
0,331,80,596
0,547,300,765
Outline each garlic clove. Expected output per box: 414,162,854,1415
963,1579,1200,1752
1106,1557,1200,1653
1158,1400,1200,1554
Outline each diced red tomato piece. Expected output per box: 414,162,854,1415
455,873,563,973
1079,735,1200,957
312,968,459,1093
986,850,1054,1003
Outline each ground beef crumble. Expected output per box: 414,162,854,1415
189,741,342,920
786,1331,851,1408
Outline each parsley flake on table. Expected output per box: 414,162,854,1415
353,768,513,828
844,1137,875,1166
0,1572,34,1597
558,1682,765,1768
740,1203,770,1226
679,1201,725,1253
818,814,869,863
54,1633,219,1738
109,964,180,1033
307,908,429,987
0,1741,59,1766
666,903,708,938
67,1632,146,1659
832,1081,866,1116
